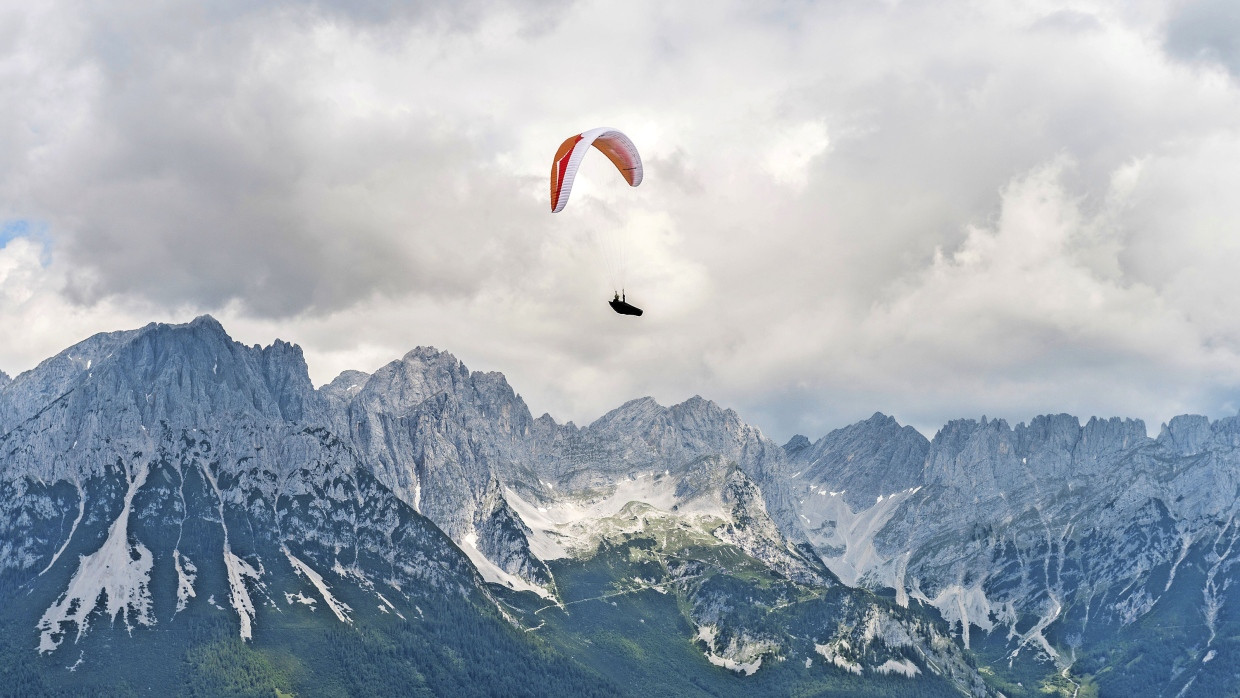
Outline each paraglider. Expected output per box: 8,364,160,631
609,291,643,316
549,127,645,317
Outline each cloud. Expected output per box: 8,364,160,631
727,155,1240,438
763,120,829,189
860,158,1213,412
1165,0,1240,77
0,232,174,374
4,1,1240,441
4,3,562,316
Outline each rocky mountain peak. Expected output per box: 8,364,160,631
1157,413,1213,455
0,369,11,389
669,394,741,430
0,317,323,488
788,411,929,510
863,411,898,427
1075,415,1147,462
1206,414,1240,447
110,316,318,424
356,346,472,416
188,313,226,331
782,434,811,457
471,370,523,406
533,411,560,429
0,325,145,432
321,370,371,399
589,395,745,440
927,416,1013,454
591,396,663,428
399,346,470,383
258,339,317,422
920,418,1016,493
1012,413,1080,449
348,348,531,439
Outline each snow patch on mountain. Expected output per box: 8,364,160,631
285,592,317,609
224,550,263,640
815,641,863,675
284,548,352,624
696,623,717,645
874,658,920,677
375,591,405,620
37,463,154,653
796,485,921,587
698,628,774,676
173,550,197,615
910,584,1005,650
38,478,84,577
202,462,263,640
459,532,554,599
505,473,731,562
504,490,573,560
705,652,763,676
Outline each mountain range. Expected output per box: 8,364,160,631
3,316,1239,696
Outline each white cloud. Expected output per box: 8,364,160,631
4,0,1240,441
763,120,830,189
0,235,175,373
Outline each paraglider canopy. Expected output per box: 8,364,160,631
550,127,643,213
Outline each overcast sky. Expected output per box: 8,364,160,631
4,0,1240,441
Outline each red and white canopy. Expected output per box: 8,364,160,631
549,127,643,213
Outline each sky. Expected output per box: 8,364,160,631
3,0,1240,441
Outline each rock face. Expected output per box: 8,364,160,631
788,412,929,511
0,370,9,435
0,317,990,696
329,348,823,593
0,328,141,435
19,314,1240,694
788,410,1240,695
0,318,479,648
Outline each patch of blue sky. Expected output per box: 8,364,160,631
0,219,30,247
0,219,53,266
